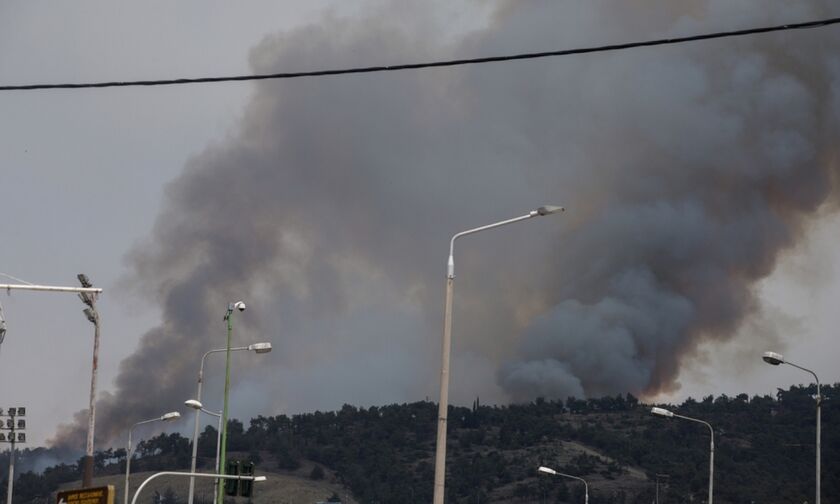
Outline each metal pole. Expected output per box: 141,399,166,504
6,439,14,504
124,429,133,504
655,476,659,504
0,284,102,294
188,351,211,504
187,373,203,504
708,427,714,504
817,382,821,504
782,361,821,504
216,308,234,504
214,412,222,504
82,301,100,488
672,414,713,504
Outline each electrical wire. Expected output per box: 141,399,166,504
0,272,34,285
0,15,839,92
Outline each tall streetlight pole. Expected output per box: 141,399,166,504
186,400,224,504
432,206,564,504
216,301,246,504
187,342,271,504
124,411,180,504
651,407,714,504
762,351,821,504
538,466,589,504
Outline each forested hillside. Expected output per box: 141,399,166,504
2,384,836,503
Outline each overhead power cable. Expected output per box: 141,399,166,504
1,15,839,92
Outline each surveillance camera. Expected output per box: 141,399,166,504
234,301,246,312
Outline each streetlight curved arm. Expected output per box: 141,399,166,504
783,361,821,397
671,413,714,439
447,206,564,278
131,471,266,504
199,347,248,382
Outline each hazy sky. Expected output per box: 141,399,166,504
1,1,839,449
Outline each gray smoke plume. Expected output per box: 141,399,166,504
50,0,840,447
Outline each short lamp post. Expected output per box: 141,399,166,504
432,206,564,504
188,342,271,504
651,407,714,504
124,412,180,504
763,351,821,504
185,399,223,504
538,466,588,504
1,407,26,504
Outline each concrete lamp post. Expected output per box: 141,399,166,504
432,206,564,504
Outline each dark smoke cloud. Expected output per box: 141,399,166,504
51,0,840,447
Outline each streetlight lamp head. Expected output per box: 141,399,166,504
233,301,246,312
254,476,267,482
184,399,203,410
537,466,557,475
248,342,272,353
537,205,565,216
651,407,674,418
83,307,97,324
161,412,181,422
762,351,785,365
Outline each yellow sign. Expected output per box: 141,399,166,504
56,485,115,504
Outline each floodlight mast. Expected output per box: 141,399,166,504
0,277,104,488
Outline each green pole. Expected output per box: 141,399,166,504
216,306,234,504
